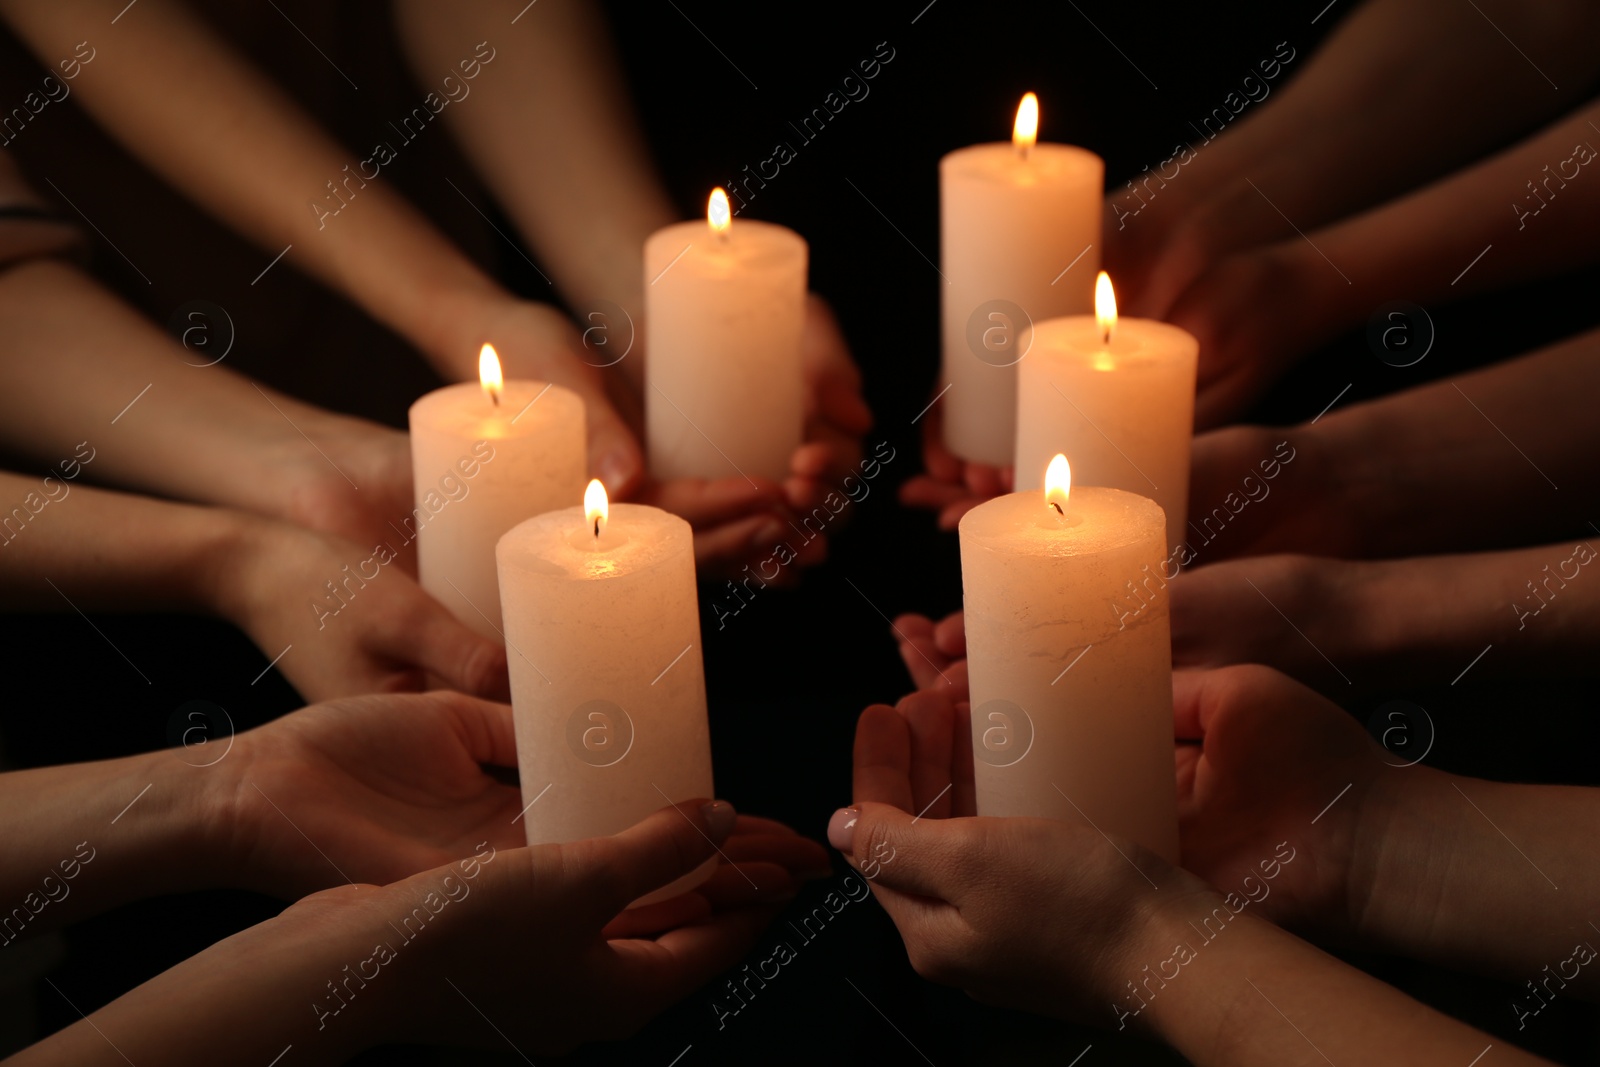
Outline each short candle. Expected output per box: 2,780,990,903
941,93,1103,465
408,343,585,639
959,454,1178,861
1015,272,1198,552
496,479,715,903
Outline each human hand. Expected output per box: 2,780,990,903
893,610,968,702
1170,555,1373,692
282,799,825,1056
829,691,1201,1021
214,514,507,702
898,397,1011,530
1173,665,1406,945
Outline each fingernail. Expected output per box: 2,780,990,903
751,521,785,551
827,807,859,852
701,800,737,841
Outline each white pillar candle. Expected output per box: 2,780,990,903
941,93,1103,465
1016,273,1198,552
959,456,1178,862
408,344,585,640
496,481,715,902
645,188,806,482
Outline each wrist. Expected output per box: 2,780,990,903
1344,764,1463,955
413,279,517,380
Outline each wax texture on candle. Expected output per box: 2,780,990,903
940,142,1103,465
496,502,713,862
409,380,584,640
959,486,1178,862
645,219,806,482
1015,316,1198,553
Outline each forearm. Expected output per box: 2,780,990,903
1355,769,1600,1000
1160,0,1600,252
393,0,676,328
1350,542,1600,685
1297,97,1600,341
0,259,379,516
1313,327,1600,555
0,0,501,377
0,472,242,614
0,750,218,938
5,902,387,1066
1138,902,1550,1065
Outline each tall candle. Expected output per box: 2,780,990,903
496,480,715,903
645,188,806,482
941,93,1103,466
408,344,585,640
1015,273,1198,551
959,455,1178,862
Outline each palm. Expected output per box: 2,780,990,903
228,693,525,897
1176,670,1381,939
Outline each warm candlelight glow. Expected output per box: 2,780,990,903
1044,453,1071,515
584,477,608,538
1013,92,1039,158
1094,271,1117,346
707,187,731,238
479,343,503,406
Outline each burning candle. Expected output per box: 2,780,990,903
959,454,1178,861
496,479,715,903
941,93,1104,465
1015,272,1198,551
645,188,806,482
408,344,585,639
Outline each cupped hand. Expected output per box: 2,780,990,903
831,691,1198,1022
209,691,524,898
282,800,827,1056
898,398,1011,530
220,517,507,702
1174,665,1397,944
892,610,968,701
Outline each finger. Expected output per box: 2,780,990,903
720,833,832,879
574,799,735,913
601,891,712,938
896,635,949,693
641,477,785,527
920,403,963,484
952,700,977,818
382,593,510,700
694,515,786,577
437,692,520,768
932,611,966,657
963,462,1005,498
852,704,913,811
898,690,956,819
585,390,647,501
600,907,776,1022
729,814,800,838
893,613,935,641
937,497,986,531
899,475,976,512
695,860,802,909
828,801,971,900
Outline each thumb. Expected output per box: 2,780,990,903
579,379,645,501
386,594,510,700
826,802,967,901
576,799,737,913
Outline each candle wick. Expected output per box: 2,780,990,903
491,391,500,407
1102,327,1111,346
1050,501,1064,516
593,517,600,538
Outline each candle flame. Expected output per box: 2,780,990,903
478,343,503,406
584,478,608,538
1044,453,1070,515
1094,271,1117,346
1013,92,1039,157
707,187,731,237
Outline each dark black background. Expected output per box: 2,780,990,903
2,1,1598,1063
